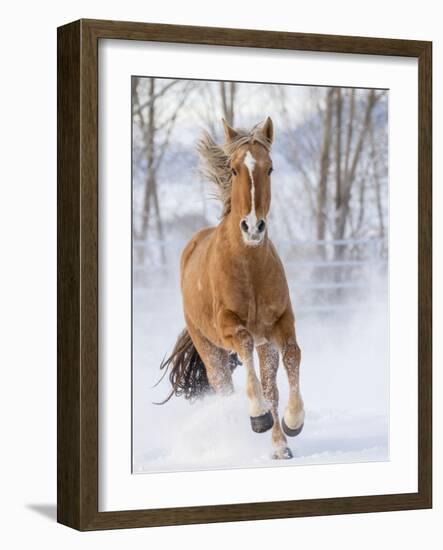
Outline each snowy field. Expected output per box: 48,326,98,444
132,267,389,474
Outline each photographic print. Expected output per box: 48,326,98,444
132,76,389,474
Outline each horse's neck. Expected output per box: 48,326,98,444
218,214,270,265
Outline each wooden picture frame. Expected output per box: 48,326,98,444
57,18,432,530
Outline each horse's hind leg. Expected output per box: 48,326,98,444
217,310,273,433
273,309,305,437
185,316,233,394
257,343,293,459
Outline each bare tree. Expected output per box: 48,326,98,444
369,120,386,240
276,86,386,248
220,81,237,125
274,86,319,233
334,89,381,245
195,81,238,134
132,77,194,262
317,89,334,244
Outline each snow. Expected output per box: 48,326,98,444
132,272,389,474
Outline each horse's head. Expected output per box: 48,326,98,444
223,117,274,247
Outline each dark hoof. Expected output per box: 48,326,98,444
282,418,304,437
250,411,274,433
273,446,293,460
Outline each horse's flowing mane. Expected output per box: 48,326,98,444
197,123,272,218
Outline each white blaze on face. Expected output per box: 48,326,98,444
243,151,257,231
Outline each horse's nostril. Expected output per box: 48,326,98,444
257,219,266,233
240,219,249,232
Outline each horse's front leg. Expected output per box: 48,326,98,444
218,310,273,433
257,343,293,459
273,309,305,437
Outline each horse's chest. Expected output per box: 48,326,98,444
224,276,284,332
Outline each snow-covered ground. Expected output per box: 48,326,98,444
132,270,389,474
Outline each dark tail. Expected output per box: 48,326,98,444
154,328,241,405
154,329,211,404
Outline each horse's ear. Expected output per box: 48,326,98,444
261,117,274,144
222,118,238,143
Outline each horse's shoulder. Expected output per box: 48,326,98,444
192,226,216,243
181,227,215,269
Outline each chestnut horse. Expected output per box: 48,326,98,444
158,117,304,459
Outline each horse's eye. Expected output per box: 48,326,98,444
268,166,273,176
231,167,238,176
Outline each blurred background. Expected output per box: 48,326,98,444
132,77,389,473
